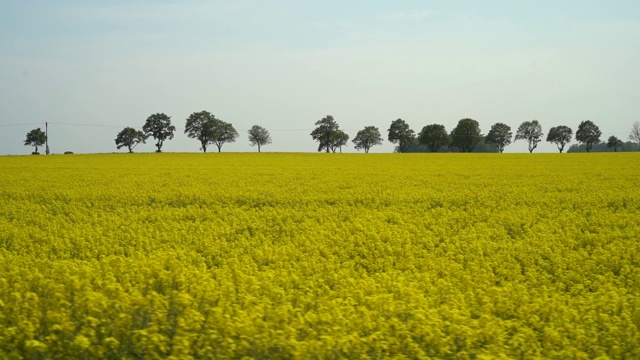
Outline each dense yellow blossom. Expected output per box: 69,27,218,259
0,153,639,358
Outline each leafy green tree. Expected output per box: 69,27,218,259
331,130,349,153
388,119,415,153
310,115,340,153
352,126,383,153
115,127,147,153
143,113,176,153
24,128,47,154
248,125,272,152
576,120,602,153
418,124,450,152
629,121,640,149
546,126,573,153
209,119,238,152
515,120,543,153
485,123,512,153
450,118,481,153
185,111,216,153
607,136,624,152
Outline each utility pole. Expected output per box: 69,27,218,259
45,122,50,155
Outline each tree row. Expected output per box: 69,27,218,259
22,113,640,154
311,116,640,154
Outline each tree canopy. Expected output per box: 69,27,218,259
248,125,272,152
418,124,450,153
184,111,216,153
352,126,383,153
310,115,341,153
485,123,512,153
331,130,349,153
576,120,602,153
115,127,146,153
388,119,415,153
450,118,481,153
546,126,573,153
24,128,47,154
209,119,239,152
606,136,624,152
143,113,176,152
515,120,543,153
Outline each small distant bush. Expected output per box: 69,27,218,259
64,151,74,155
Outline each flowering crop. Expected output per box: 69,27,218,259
0,153,639,358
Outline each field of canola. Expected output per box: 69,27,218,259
0,152,639,359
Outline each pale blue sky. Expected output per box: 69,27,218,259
1,0,639,154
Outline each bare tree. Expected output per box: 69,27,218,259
630,121,640,150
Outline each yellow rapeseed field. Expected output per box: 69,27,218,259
0,153,639,359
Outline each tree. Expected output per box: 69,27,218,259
208,119,238,152
515,120,543,153
24,128,47,154
388,119,415,153
185,111,216,153
417,124,450,152
143,113,176,152
629,121,640,149
607,136,624,152
484,123,512,153
546,125,573,153
450,118,481,153
115,127,146,153
352,126,383,153
576,120,602,153
330,130,349,153
310,115,340,153
247,125,272,152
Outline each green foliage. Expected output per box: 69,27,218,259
247,125,272,152
115,127,146,153
576,120,602,153
515,120,543,153
450,118,481,153
143,113,176,153
184,111,216,153
568,141,639,152
485,123,512,153
310,115,343,153
546,125,573,153
208,119,238,152
417,124,450,153
607,136,624,152
24,128,47,154
352,126,383,153
331,130,349,153
387,119,415,153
